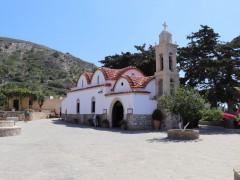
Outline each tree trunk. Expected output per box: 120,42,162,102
227,101,235,115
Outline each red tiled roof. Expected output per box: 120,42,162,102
98,66,145,80
75,66,151,89
112,75,155,90
82,72,93,84
105,90,151,96
124,75,155,88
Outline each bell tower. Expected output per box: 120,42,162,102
154,22,179,98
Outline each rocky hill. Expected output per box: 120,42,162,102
0,37,96,96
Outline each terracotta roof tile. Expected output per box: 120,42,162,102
117,75,154,89
82,72,93,84
98,66,144,80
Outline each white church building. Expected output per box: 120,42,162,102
61,23,179,130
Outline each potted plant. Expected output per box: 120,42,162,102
101,119,109,128
223,112,240,128
119,120,128,130
151,109,163,130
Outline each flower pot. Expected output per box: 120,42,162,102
153,120,161,130
224,119,234,129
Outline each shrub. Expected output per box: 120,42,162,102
200,108,223,121
101,119,109,128
160,86,205,127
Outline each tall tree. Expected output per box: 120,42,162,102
178,25,240,113
99,44,155,76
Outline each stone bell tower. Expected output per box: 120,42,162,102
154,22,179,98
154,22,180,130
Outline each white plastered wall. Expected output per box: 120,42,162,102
113,78,131,93
76,75,88,89
91,70,105,86
145,79,156,99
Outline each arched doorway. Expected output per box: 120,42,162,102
112,101,123,128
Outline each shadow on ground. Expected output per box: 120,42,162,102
52,119,240,135
199,125,240,135
51,119,161,134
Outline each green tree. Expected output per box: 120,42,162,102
177,25,240,113
99,44,155,76
37,93,45,108
160,86,206,128
0,92,8,109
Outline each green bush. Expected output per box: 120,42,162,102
200,108,223,121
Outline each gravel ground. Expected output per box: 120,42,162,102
0,119,239,180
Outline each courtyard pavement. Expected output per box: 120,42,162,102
0,119,240,180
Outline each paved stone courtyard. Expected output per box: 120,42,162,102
0,119,239,180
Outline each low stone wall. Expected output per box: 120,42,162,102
62,114,105,125
199,120,223,127
0,111,25,121
0,121,15,127
126,114,152,130
63,113,153,130
30,112,49,121
0,127,21,137
0,111,50,121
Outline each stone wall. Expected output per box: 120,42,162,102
30,112,49,121
63,113,153,130
0,111,25,121
126,114,152,130
62,114,105,125
0,111,50,121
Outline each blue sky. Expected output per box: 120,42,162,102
1,0,240,66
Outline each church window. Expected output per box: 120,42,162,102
160,54,164,71
159,79,163,96
169,53,173,71
170,79,174,95
97,75,100,84
76,99,80,114
121,82,124,86
91,97,96,113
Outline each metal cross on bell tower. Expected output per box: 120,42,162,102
162,22,168,30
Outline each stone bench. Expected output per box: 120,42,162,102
6,117,19,122
0,120,15,127
0,126,21,137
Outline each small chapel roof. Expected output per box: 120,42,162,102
121,75,154,88
98,66,145,80
81,72,93,84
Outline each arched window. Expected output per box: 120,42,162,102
169,52,173,71
97,75,100,84
160,54,164,71
91,97,96,113
170,79,174,95
159,79,163,96
76,99,80,114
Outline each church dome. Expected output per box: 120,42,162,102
159,30,172,44
159,22,172,44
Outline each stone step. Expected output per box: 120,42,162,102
0,126,21,137
0,120,15,127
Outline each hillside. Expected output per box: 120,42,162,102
0,37,96,96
